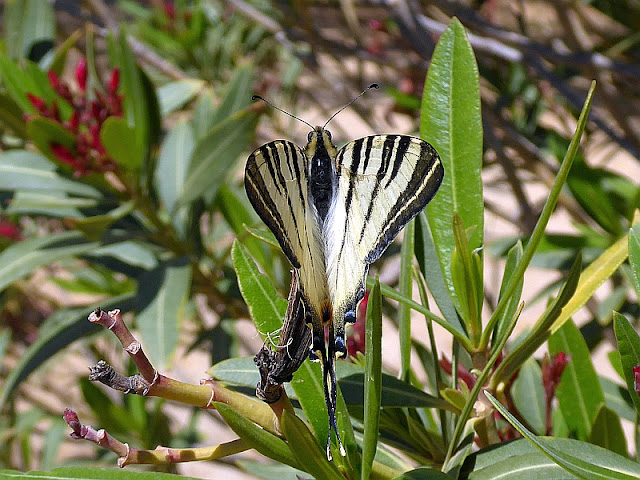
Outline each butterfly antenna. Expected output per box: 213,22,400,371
323,83,380,129
252,95,314,130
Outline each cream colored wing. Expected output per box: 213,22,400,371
325,134,444,347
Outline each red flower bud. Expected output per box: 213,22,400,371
51,143,77,169
108,68,120,95
26,93,47,113
67,110,80,131
47,70,59,90
0,220,22,240
633,365,640,396
75,57,88,91
368,19,385,31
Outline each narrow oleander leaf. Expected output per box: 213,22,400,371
510,358,545,435
0,150,101,198
216,403,299,470
157,78,205,116
462,437,640,480
281,410,344,480
136,257,191,368
613,312,640,416
391,467,453,479
361,279,382,480
0,467,205,480
628,228,640,294
154,119,195,215
491,240,523,354
179,109,257,205
231,240,286,338
100,116,144,171
486,391,640,480
398,221,415,381
549,319,605,440
0,231,99,292
588,404,627,456
421,18,484,305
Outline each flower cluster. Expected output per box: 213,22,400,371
26,58,123,176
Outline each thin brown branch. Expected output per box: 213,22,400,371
63,409,248,467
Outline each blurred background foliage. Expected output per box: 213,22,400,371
0,0,639,478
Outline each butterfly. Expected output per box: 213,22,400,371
244,84,444,460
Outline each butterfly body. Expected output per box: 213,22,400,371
245,123,443,459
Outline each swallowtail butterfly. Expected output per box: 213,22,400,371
245,84,444,459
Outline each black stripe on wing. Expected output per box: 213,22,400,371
366,138,443,263
244,140,308,269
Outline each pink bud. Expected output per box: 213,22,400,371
0,220,22,240
26,93,47,113
75,58,88,91
633,365,640,396
47,70,59,90
50,143,77,169
108,68,120,95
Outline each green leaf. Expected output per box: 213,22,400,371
154,119,195,215
0,231,100,292
588,404,627,456
110,28,160,153
600,376,636,422
0,150,102,197
0,92,28,138
68,200,136,241
391,467,452,479
0,293,136,408
211,66,254,124
209,356,452,409
100,116,144,170
232,240,286,337
613,312,640,416
548,319,605,440
510,358,545,435
492,251,582,386
178,109,257,205
6,190,98,217
157,79,205,116
0,467,205,479
3,0,55,60
462,437,639,480
280,410,344,480
486,392,640,480
27,117,76,165
238,461,308,480
484,81,596,347
491,240,524,354
136,257,191,368
567,159,622,236
215,403,299,470
628,228,640,294
421,18,484,304
398,221,415,381
218,185,270,271
551,231,630,333
362,279,382,480
415,212,463,332
0,56,56,113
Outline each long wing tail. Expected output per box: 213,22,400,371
312,324,346,460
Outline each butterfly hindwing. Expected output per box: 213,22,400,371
326,134,444,339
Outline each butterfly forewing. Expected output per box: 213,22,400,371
244,140,330,325
326,134,444,331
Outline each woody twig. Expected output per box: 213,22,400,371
65,307,291,466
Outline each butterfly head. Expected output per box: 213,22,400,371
305,127,338,160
